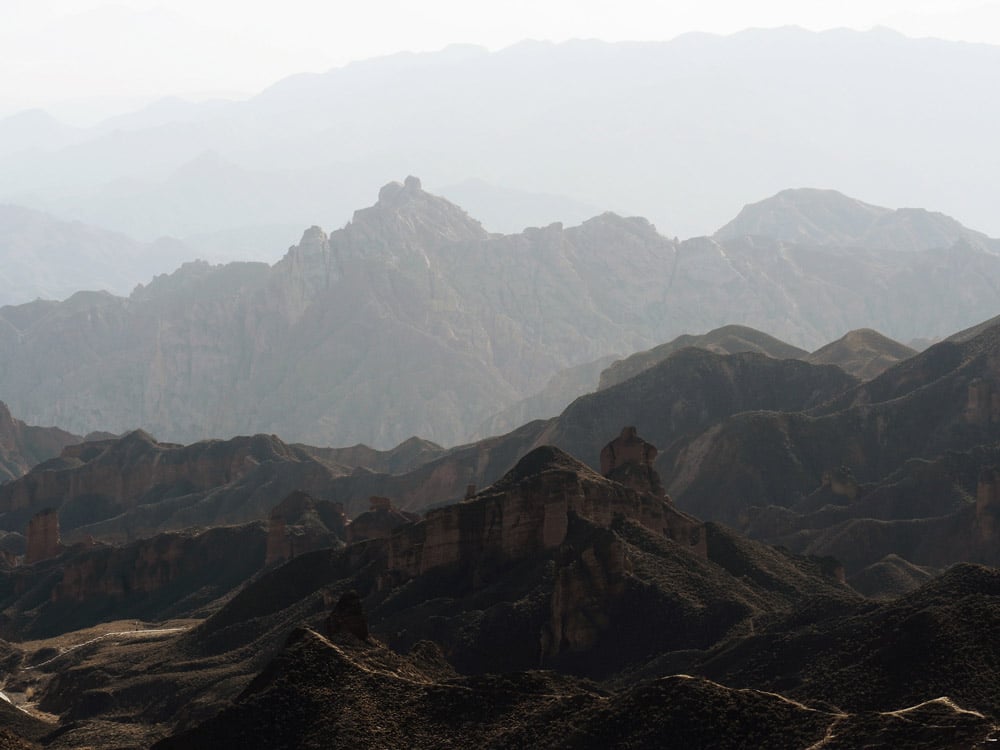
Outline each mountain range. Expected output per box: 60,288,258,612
3,29,1000,248
1,179,998,448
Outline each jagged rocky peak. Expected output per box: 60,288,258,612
377,174,424,203
0,402,84,482
294,225,329,255
342,175,488,251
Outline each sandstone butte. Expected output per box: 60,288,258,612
363,429,705,587
327,428,708,658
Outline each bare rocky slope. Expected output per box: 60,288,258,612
645,319,1000,591
805,328,917,381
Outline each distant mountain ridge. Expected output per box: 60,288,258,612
805,328,917,381
0,204,193,305
715,187,1000,253
598,324,916,391
5,29,1000,243
598,325,808,390
1,179,997,447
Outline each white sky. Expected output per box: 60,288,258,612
3,0,1000,123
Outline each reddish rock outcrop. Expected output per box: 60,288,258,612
542,529,628,657
265,491,346,566
25,508,62,564
977,467,1000,541
51,525,266,609
600,426,658,476
965,378,1000,425
265,515,289,566
601,427,667,498
325,590,369,641
347,497,420,545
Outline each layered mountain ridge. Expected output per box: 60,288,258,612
1,180,998,448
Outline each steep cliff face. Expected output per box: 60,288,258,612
0,401,81,482
383,445,704,586
543,526,628,656
24,508,61,564
0,523,268,638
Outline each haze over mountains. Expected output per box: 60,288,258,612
1,177,997,447
1,222,999,746
0,205,193,305
2,27,1000,257
4,23,1000,748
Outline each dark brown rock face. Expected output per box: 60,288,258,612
0,523,268,638
0,431,346,541
383,446,705,587
600,426,666,497
346,497,419,544
600,426,656,475
964,377,1000,426
326,590,368,641
663,323,1000,531
24,508,61,564
536,348,858,479
265,491,346,566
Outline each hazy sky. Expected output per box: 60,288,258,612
3,0,1000,123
